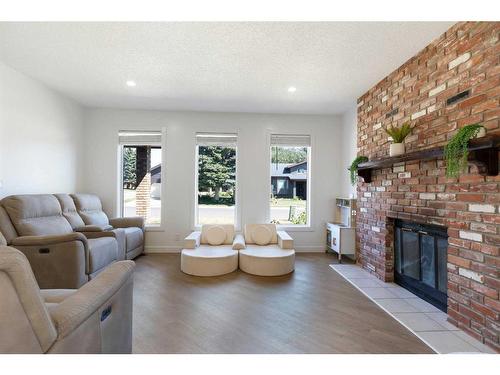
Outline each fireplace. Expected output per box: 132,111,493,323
394,220,448,312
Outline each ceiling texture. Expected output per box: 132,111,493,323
0,22,454,114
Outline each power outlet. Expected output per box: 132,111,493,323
174,233,180,241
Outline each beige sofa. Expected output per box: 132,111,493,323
0,243,134,354
0,193,144,289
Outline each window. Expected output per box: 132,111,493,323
196,133,237,225
270,134,310,226
119,131,163,226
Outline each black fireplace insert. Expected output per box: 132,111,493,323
394,220,448,312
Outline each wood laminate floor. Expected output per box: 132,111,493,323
132,253,434,353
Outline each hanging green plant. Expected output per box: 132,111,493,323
348,156,368,186
444,123,485,178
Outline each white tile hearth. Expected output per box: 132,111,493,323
359,287,399,298
375,298,420,313
404,297,442,313
393,313,447,332
330,264,496,354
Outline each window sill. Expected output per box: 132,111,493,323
193,225,241,232
145,226,165,232
277,225,313,232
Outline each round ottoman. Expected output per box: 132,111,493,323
239,246,295,276
181,246,238,276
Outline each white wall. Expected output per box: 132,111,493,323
0,62,84,198
339,106,358,198
81,108,345,252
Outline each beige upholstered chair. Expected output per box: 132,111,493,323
239,224,295,276
0,245,134,354
181,224,239,276
71,194,145,260
0,194,119,289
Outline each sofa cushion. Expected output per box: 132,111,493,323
1,195,73,236
124,227,143,252
252,225,273,245
88,237,117,273
71,194,109,226
200,224,234,245
54,194,86,229
244,224,278,245
205,225,226,245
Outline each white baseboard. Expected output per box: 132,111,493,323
145,246,181,253
295,246,326,252
145,245,325,253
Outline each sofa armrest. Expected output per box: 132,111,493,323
75,224,113,232
184,231,201,249
79,229,126,261
232,233,246,250
109,217,145,231
11,232,88,247
277,231,294,249
50,260,135,339
11,234,90,289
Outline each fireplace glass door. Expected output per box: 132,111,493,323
394,220,448,312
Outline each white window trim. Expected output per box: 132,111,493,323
117,128,166,232
268,132,313,231
193,134,240,230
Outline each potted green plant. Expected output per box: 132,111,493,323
385,122,413,156
444,123,486,178
348,156,368,186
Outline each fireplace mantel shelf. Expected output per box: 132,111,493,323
357,135,500,183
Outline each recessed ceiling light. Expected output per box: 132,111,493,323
126,80,136,87
288,86,297,93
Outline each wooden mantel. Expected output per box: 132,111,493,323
357,135,500,183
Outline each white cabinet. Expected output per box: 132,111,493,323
326,222,355,262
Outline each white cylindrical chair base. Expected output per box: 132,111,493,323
181,247,238,276
239,246,295,276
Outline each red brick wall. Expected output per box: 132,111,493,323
356,22,499,351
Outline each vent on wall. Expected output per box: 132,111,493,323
386,108,399,118
446,90,470,106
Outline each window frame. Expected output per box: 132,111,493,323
117,129,166,231
268,133,313,231
193,133,240,230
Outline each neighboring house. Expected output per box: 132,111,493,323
271,161,307,199
150,164,161,184
150,164,162,199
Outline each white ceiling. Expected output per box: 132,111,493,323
0,22,454,114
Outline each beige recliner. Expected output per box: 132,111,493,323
0,244,134,354
0,194,118,289
71,194,145,260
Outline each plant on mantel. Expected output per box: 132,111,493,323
348,156,368,186
384,121,413,157
444,123,486,178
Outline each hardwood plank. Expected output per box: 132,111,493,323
132,253,434,353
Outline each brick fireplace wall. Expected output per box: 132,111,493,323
356,22,499,351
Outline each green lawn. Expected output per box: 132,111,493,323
270,198,306,207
